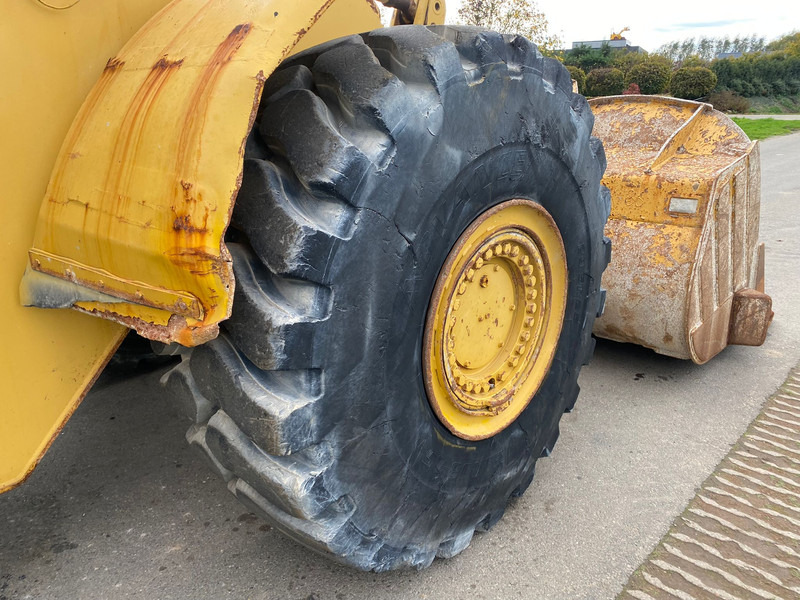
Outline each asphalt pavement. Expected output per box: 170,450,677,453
733,114,800,119
1,133,799,600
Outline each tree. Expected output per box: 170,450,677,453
660,41,681,62
680,38,696,61
697,37,714,62
749,34,766,53
563,43,614,71
657,35,766,65
457,0,562,55
767,32,800,56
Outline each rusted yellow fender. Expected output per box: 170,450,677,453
3,0,413,493
20,0,386,347
590,96,773,364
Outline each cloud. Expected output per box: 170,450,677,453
654,18,755,32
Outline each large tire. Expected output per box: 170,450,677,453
162,25,610,571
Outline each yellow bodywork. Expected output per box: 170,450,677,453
590,96,769,363
3,0,387,492
1,0,174,494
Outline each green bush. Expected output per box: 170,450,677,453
708,90,750,113
566,65,586,94
670,66,718,99
585,67,625,96
626,61,671,94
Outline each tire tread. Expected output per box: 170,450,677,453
166,25,610,571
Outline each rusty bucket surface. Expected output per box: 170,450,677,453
590,96,772,364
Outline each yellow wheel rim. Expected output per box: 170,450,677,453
423,199,568,440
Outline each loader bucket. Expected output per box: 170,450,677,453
589,96,772,364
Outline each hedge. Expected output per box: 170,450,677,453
712,53,800,96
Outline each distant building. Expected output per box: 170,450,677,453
716,51,744,60
571,39,646,53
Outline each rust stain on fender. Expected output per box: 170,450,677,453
165,23,254,293
22,0,384,345
100,55,185,214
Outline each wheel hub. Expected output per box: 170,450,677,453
423,199,567,440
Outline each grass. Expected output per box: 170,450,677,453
731,117,800,140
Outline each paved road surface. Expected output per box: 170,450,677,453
1,133,799,600
733,114,800,120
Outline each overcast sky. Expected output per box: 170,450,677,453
442,0,799,52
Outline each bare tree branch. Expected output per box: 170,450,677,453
456,0,562,55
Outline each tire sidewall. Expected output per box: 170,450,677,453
315,71,597,543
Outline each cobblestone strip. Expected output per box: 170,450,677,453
620,365,800,600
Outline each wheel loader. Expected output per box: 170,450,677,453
0,0,772,572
